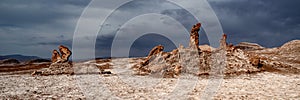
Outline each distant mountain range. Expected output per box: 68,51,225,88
0,54,46,62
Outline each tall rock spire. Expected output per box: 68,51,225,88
189,23,201,49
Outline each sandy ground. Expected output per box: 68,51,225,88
0,58,300,99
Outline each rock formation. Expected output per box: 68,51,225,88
133,23,286,78
220,34,227,49
133,23,204,77
189,23,201,49
235,42,265,51
147,45,164,59
32,62,74,76
199,45,215,52
33,45,72,76
59,45,72,62
51,45,71,63
51,50,61,63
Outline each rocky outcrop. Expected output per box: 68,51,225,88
246,40,300,74
51,50,61,63
133,26,268,77
32,62,73,76
235,42,265,51
199,45,215,52
189,23,201,49
51,45,72,63
32,45,73,76
220,34,227,49
132,45,181,77
59,45,72,63
147,45,164,59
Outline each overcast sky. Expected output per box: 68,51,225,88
0,0,299,59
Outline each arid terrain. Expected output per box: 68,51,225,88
1,39,300,99
1,22,300,99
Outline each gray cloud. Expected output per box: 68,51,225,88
1,0,299,59
209,0,300,47
0,0,90,58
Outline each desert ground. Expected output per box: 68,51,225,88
0,57,299,100
1,33,300,99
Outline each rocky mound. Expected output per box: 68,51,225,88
241,40,300,74
235,42,265,51
32,45,73,76
198,45,215,52
0,59,20,64
279,40,300,56
32,63,73,76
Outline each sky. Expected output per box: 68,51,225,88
0,0,300,59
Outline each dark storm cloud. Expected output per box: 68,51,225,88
208,0,300,47
37,39,72,48
95,35,114,58
129,33,177,57
0,0,90,58
1,0,300,59
0,0,90,28
95,33,178,58
160,9,197,31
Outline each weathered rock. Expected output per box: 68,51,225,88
32,62,73,76
59,45,72,63
246,40,300,74
163,69,175,78
133,24,273,77
235,42,265,51
199,45,215,52
147,45,164,59
51,50,61,63
189,23,201,49
174,64,182,75
249,55,261,67
220,34,227,49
